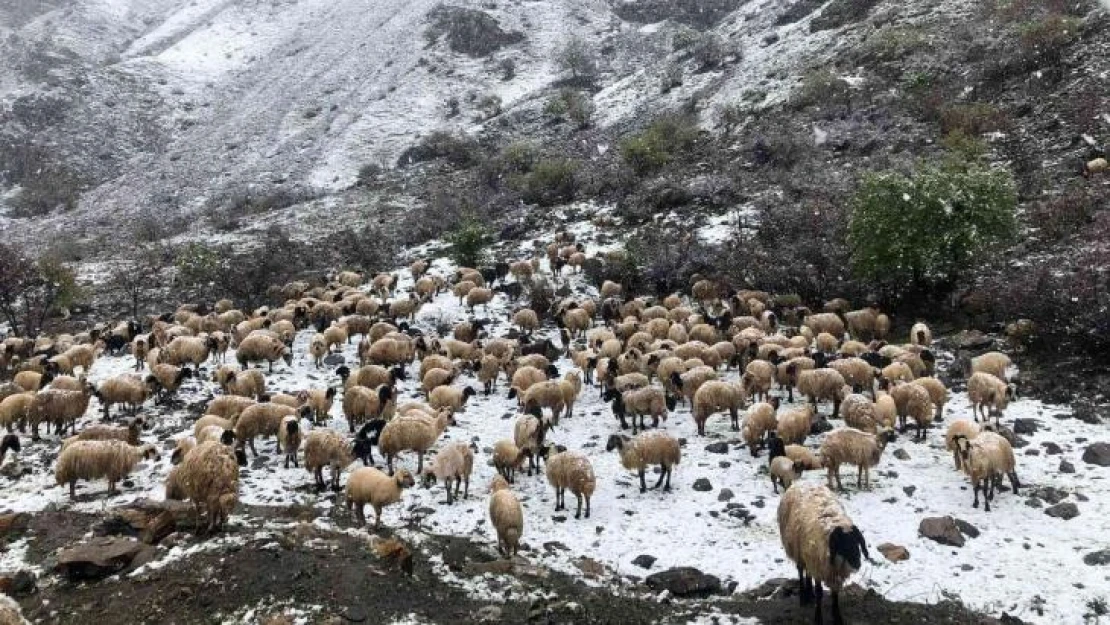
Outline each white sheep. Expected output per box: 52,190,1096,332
346,467,415,528
545,450,596,519
606,431,681,493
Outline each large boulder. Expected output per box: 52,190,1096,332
645,567,722,597
918,517,965,547
1082,443,1110,467
55,537,156,581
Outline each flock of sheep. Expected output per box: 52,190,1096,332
0,231,1029,625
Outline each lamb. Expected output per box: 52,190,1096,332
605,431,681,493
343,385,394,432
513,412,553,477
797,368,850,417
489,475,524,558
346,466,415,528
777,404,817,445
234,403,308,457
954,431,1019,512
692,380,747,435
278,415,302,468
235,333,293,372
96,374,152,418
378,409,454,474
0,392,34,432
945,420,981,471
428,385,477,413
608,386,674,433
166,441,240,533
819,427,896,491
911,376,947,420
55,440,160,497
28,385,96,438
971,351,1012,382
770,456,806,493
778,483,872,625
545,450,595,519
492,439,527,483
308,333,327,368
742,397,781,456
421,441,474,504
63,417,146,448
887,381,934,441
304,428,354,491
967,371,1014,424
909,322,932,346
742,360,776,403
213,366,266,399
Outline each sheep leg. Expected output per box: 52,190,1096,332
1008,471,1020,495
446,480,454,505
373,506,382,529
69,481,76,498
417,451,425,475
662,466,673,492
797,565,813,605
729,407,739,431
772,475,779,494
638,469,648,493
834,467,844,491
314,467,325,491
387,454,394,475
971,479,981,509
856,467,863,489
463,476,469,500
813,580,825,625
831,589,844,625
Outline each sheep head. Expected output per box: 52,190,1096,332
394,468,415,489
605,434,628,452
828,525,871,569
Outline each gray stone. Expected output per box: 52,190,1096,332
1082,443,1110,467
1012,419,1039,435
1059,460,1075,473
645,567,722,597
717,488,734,502
1045,502,1079,520
1042,442,1062,455
1029,486,1068,505
632,554,657,569
55,537,156,581
323,353,345,366
1083,549,1110,566
704,442,729,454
877,543,909,562
893,449,910,461
919,517,965,547
903,486,916,497
692,478,713,492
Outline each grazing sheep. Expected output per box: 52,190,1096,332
840,393,882,434
770,456,806,494
954,432,1020,512
55,440,159,497
96,374,152,418
366,337,415,367
235,403,307,457
945,420,981,471
880,361,915,385
911,376,947,421
692,380,747,435
298,387,337,424
343,385,394,433
971,351,1012,383
606,431,681,493
378,409,454,474
0,392,35,432
166,441,240,533
828,358,875,398
492,439,527,483
670,366,719,405
778,483,872,625
213,366,267,399
513,411,553,477
797,368,850,417
514,380,566,422
742,360,776,403
819,427,896,491
147,364,194,403
304,428,354,491
886,382,934,441
777,404,816,445
608,386,674,433
489,475,524,558
421,441,474,504
466,287,494,311
63,418,146,448
545,451,595,519
0,591,30,625
873,391,897,431
206,395,255,421
278,416,302,468
742,398,781,456
28,385,96,438
163,336,213,367
236,334,293,372
428,385,477,413
784,444,823,471
346,467,415,528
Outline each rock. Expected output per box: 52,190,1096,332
918,517,965,547
1082,443,1110,467
542,541,568,554
632,554,657,569
902,486,916,497
1012,419,1039,435
1042,442,1062,455
954,519,979,539
1045,502,1079,520
704,442,729,454
341,606,368,622
0,513,31,537
1059,460,1075,473
893,449,910,461
1029,486,1068,505
474,606,503,622
1083,549,1110,566
1073,402,1104,425
1025,498,1043,508
323,353,345,366
1024,449,1040,457
0,570,36,596
717,489,734,502
718,461,731,468
55,537,156,581
877,543,909,562
692,478,712,492
645,567,722,597
960,563,974,572
954,330,993,351
762,33,780,46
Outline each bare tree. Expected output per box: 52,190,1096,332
0,243,78,336
107,246,167,320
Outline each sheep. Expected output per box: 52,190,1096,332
206,395,255,421
196,425,236,447
341,364,406,390
421,441,474,504
514,380,566,422
366,337,415,367
213,366,266,400
304,428,354,491
298,387,337,424
971,351,1012,382
777,404,817,445
828,357,875,398
945,420,981,471
492,439,527,484
0,591,30,625
558,306,591,339
909,322,932,346
0,392,34,432
840,393,882,433
967,371,1014,425
670,366,719,405
55,440,160,497
235,403,308,457
379,409,454,474
346,466,415,528
466,287,494,311
954,431,1020,512
96,374,152,418
557,371,582,419
742,397,781,456
545,450,595,519
692,380,747,435
820,427,896,491
608,386,674,434
1085,156,1109,177
28,385,96,438
778,483,872,625
784,444,824,471
770,456,806,494
606,431,681,493
512,308,540,334
880,361,914,385
236,333,292,372
163,336,213,367
309,334,327,368
278,415,302,468
911,376,947,421
742,360,775,403
886,381,934,441
428,385,477,413
194,415,235,439
513,412,552,477
489,475,524,558
63,417,146,448
815,332,839,355
477,355,501,395
14,370,49,392
797,368,849,417
343,385,394,433
803,312,845,339
167,441,240,533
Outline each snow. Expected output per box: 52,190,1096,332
0,224,1106,623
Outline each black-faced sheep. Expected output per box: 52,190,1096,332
954,431,1019,512
606,431,681,493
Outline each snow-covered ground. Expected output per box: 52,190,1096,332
1,225,1107,624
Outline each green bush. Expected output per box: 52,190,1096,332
1018,14,1081,63
848,162,1018,290
791,68,850,110
518,158,579,206
556,37,598,82
445,218,493,268
619,115,700,177
861,25,926,61
544,89,594,128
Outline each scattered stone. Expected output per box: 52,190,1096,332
342,606,368,622
1076,492,1089,502
55,537,156,581
893,449,910,461
1029,486,1068,505
1073,403,1104,425
1045,502,1079,520
1083,549,1110,566
1012,419,1039,435
323,353,345,366
903,486,916,497
1042,442,1062,455
1082,443,1110,467
954,330,993,350
645,567,722,597
474,606,503,622
960,564,974,572
542,541,568,554
717,489,734,502
1059,460,1075,474
718,461,731,469
919,517,965,547
877,543,909,562
1025,498,1043,509
704,442,729,454
954,519,979,539
1024,449,1040,456
762,33,780,46
632,554,657,569
692,478,713,492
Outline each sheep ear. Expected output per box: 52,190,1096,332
852,526,871,561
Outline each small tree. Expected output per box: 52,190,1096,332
556,37,598,82
108,246,166,319
848,161,1017,294
445,218,493,269
0,243,79,335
